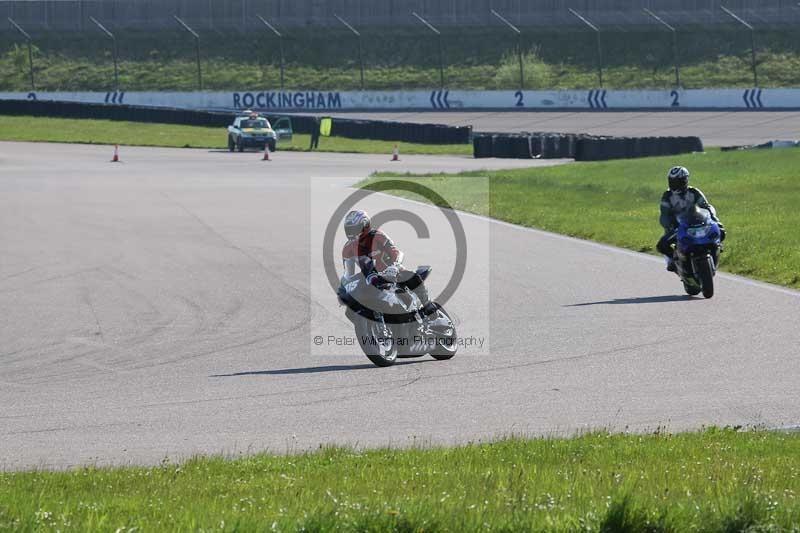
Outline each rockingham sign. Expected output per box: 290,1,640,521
2,89,799,110
232,91,342,109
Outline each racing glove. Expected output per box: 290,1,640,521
380,265,400,282
367,273,391,290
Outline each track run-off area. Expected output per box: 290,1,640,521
1,141,799,470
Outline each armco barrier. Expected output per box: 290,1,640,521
0,99,471,145
474,132,703,161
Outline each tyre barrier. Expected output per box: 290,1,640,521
0,99,472,145
328,118,470,145
0,98,231,127
473,132,703,161
473,134,493,158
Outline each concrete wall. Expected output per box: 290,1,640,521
2,88,796,110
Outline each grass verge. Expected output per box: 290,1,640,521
0,115,471,155
0,429,798,531
367,148,800,289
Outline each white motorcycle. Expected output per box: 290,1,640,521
336,266,458,367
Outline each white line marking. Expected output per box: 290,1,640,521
344,180,800,299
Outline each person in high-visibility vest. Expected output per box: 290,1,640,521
320,117,332,137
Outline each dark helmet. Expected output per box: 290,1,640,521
667,166,690,192
344,210,370,239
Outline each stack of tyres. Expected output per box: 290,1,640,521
633,136,648,158
426,125,440,145
641,137,659,158
560,134,576,159
529,135,542,158
539,134,555,159
513,135,533,158
682,136,704,154
585,137,606,161
579,135,603,161
609,137,627,160
505,135,526,158
664,136,679,156
472,135,493,158
623,137,638,159
574,135,592,161
493,135,513,158
655,136,671,157
671,136,698,155
503,135,520,158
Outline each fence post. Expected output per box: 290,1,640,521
334,14,365,90
491,9,524,90
8,17,35,91
720,5,758,87
412,11,444,89
568,8,603,88
256,15,285,91
89,16,119,92
174,15,202,90
643,8,680,88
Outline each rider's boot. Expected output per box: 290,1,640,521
665,255,677,272
413,282,439,317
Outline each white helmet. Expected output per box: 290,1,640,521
668,166,690,191
344,210,370,239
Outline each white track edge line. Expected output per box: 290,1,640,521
349,184,800,299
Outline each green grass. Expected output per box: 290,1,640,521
0,115,471,155
368,148,800,289
1,429,798,531
2,27,800,91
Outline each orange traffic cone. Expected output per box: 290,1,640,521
391,144,400,161
111,144,120,162
262,143,271,161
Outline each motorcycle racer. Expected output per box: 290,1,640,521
657,166,725,271
341,209,436,316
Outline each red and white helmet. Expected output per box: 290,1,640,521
344,210,370,239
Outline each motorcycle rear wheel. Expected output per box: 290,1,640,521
356,319,398,367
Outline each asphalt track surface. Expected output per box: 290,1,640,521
316,111,800,147
1,142,799,470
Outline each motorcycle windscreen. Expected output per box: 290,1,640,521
678,206,712,228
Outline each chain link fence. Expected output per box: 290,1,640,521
2,1,799,91
2,0,800,31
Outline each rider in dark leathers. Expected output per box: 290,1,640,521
657,166,725,271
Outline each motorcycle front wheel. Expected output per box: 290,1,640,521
428,305,458,360
696,255,715,299
355,318,398,367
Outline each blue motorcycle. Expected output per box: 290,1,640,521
672,206,722,298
